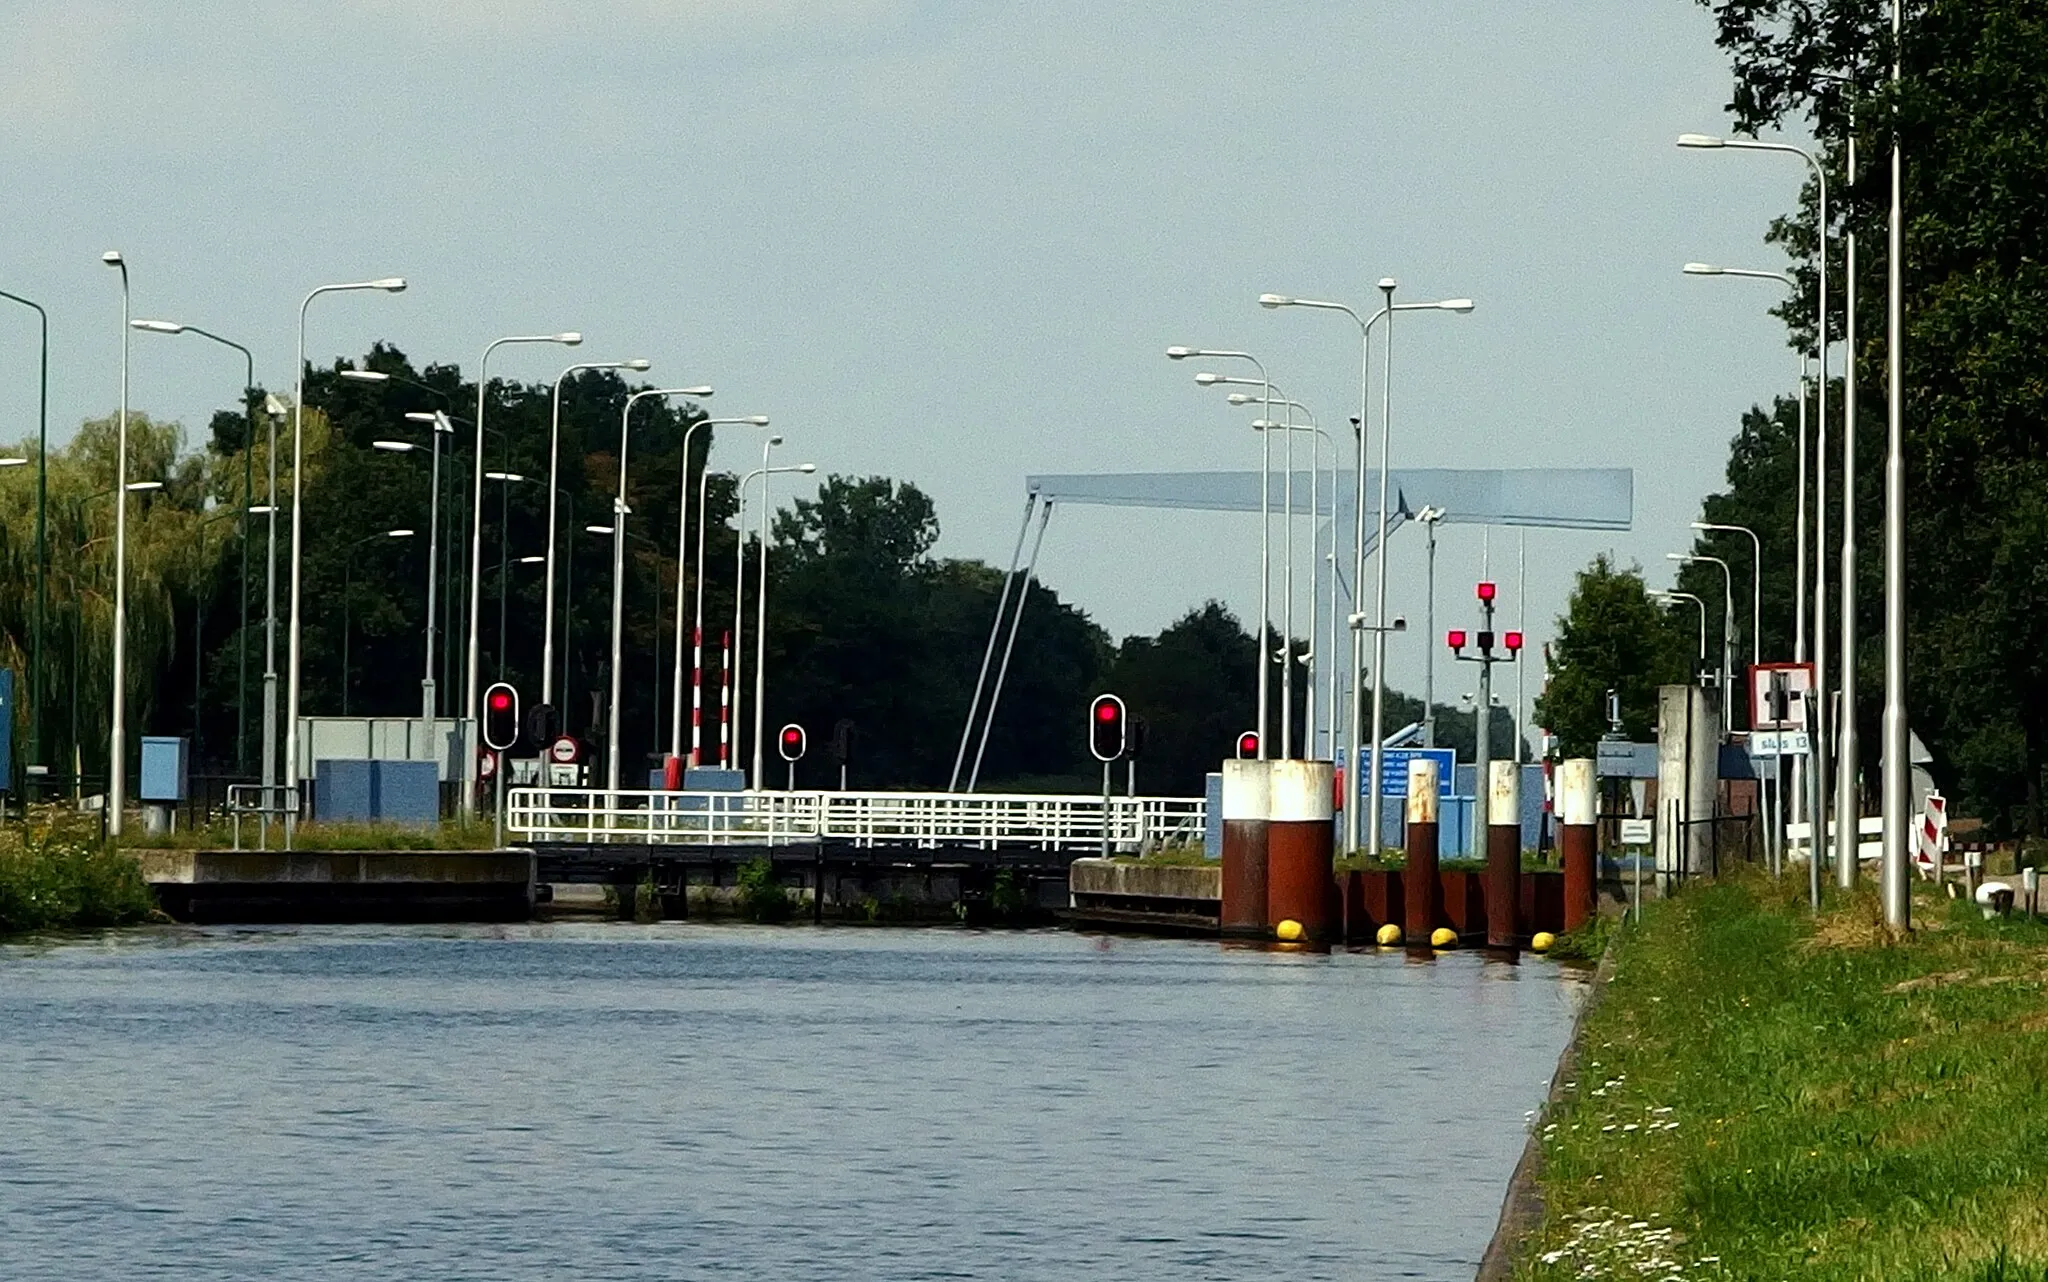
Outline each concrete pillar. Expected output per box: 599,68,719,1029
1267,759,1336,942
1220,759,1271,939
1486,759,1521,949
1559,757,1597,933
1656,684,1722,888
1403,757,1440,944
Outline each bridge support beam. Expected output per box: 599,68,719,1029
1220,760,1270,939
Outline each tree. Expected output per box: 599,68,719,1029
1107,602,1259,795
1535,555,1693,758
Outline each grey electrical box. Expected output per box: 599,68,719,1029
139,737,190,802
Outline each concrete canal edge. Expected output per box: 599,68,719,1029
1473,941,1619,1282
1066,858,1221,933
136,849,535,923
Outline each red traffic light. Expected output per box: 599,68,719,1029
481,681,520,752
1476,581,1496,602
1089,694,1127,762
1447,629,1467,650
1236,730,1259,759
1504,630,1524,652
489,691,512,711
777,723,807,762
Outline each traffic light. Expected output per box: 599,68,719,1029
1504,631,1524,654
1236,730,1259,759
1127,714,1148,761
482,682,520,752
1477,581,1497,602
1477,630,1495,653
778,723,807,762
1088,693,1127,762
1447,629,1467,652
831,719,856,765
526,701,558,746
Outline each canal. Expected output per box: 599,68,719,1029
0,925,1584,1280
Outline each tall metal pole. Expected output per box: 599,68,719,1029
1366,279,1397,864
422,413,446,725
604,388,697,795
692,464,721,768
104,254,130,836
1516,531,1527,761
750,462,774,790
0,292,48,775
1423,513,1439,748
1836,113,1863,891
950,494,1036,790
1279,380,1296,760
1881,0,1910,930
541,360,647,710
670,418,761,762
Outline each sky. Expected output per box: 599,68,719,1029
0,0,1809,739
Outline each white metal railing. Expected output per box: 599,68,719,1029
504,786,1208,853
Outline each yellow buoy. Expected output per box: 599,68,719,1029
1275,919,1304,942
1530,931,1557,953
1376,923,1403,946
1430,927,1457,949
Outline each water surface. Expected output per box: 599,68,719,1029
0,925,1581,1280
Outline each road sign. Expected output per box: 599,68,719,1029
548,735,581,764
1619,817,1654,845
1377,746,1454,799
1750,662,1815,730
1750,730,1811,757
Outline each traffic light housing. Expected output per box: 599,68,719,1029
1236,730,1259,759
1089,693,1127,762
1447,629,1467,651
1127,714,1148,761
482,682,520,752
778,723,807,762
831,718,856,765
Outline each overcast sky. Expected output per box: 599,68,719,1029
1,1,1808,733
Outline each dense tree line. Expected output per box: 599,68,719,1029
1656,1,2048,833
10,346,1508,799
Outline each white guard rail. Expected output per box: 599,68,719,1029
504,787,1208,853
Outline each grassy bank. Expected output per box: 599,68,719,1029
0,825,156,935
1520,870,2048,1280
122,817,502,851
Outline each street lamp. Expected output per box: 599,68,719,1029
132,318,259,773
287,277,406,831
1669,552,1735,700
0,288,48,778
543,358,651,711
372,407,456,723
1653,591,1711,668
340,529,416,715
1250,409,1335,757
1692,522,1762,679
671,416,770,765
484,471,534,682
101,251,131,834
1170,346,1274,759
1260,285,1474,857
604,386,712,796
460,331,579,819
1414,505,1447,748
728,448,817,787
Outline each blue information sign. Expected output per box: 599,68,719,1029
1373,746,1454,799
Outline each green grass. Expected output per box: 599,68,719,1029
1521,869,2048,1280
0,824,156,935
123,817,502,851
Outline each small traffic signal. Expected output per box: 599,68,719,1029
1127,714,1148,761
1504,630,1524,653
1236,730,1259,759
1477,630,1495,653
1477,581,1497,602
778,724,807,762
526,701,558,746
482,682,521,752
831,718,856,765
1447,629,1467,651
1089,693,1127,762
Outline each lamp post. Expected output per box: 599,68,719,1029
0,289,47,777
373,412,455,723
1692,522,1763,677
604,386,712,796
1669,552,1735,700
1414,506,1447,747
287,278,407,829
1259,288,1474,856
728,451,816,787
340,529,416,715
543,358,651,708
670,416,769,764
460,331,579,819
1881,0,1909,930
1654,591,1710,668
1678,133,1833,856
484,470,534,682
1248,409,1334,756
100,252,131,834
1168,347,1272,759
132,319,258,772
